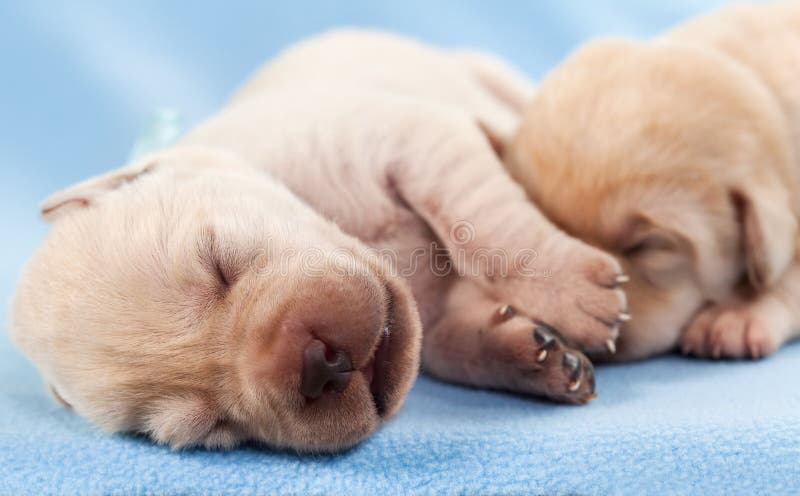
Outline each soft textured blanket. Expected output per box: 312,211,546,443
2,338,798,495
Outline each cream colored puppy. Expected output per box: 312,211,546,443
507,2,800,361
11,30,628,452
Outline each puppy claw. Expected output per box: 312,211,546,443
561,351,586,394
615,274,630,285
528,331,595,401
604,339,616,354
533,326,556,363
491,320,596,403
618,312,631,322
536,348,549,363
610,322,621,340
533,326,556,354
562,352,582,379
497,304,515,320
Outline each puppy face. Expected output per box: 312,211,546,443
11,146,421,451
507,39,798,359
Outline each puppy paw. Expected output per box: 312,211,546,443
483,312,597,404
528,323,597,403
681,298,790,359
501,233,628,356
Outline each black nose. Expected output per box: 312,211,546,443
301,339,353,399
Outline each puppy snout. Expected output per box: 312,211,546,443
301,339,353,399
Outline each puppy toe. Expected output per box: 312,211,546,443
681,304,717,357
681,299,789,360
528,324,597,404
551,349,596,404
708,311,747,358
580,248,625,289
548,286,626,355
745,318,780,359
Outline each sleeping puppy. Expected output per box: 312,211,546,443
506,2,800,361
10,30,628,452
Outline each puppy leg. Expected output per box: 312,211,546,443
423,278,596,403
681,262,800,359
385,104,628,355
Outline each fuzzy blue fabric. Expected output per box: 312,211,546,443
2,337,798,495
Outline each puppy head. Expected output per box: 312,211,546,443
11,146,421,451
507,39,798,358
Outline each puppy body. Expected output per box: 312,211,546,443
11,31,627,451
508,2,800,361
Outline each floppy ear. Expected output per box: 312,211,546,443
732,184,797,290
39,159,156,222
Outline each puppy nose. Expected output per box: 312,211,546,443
301,339,353,399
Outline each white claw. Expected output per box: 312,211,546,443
536,348,548,363
618,312,631,322
568,379,581,392
615,274,630,284
498,304,513,319
605,339,617,354
610,322,621,340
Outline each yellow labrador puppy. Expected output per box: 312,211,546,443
507,2,800,361
11,30,627,452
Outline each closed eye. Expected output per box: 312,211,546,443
212,257,232,289
198,226,238,293
622,241,648,258
622,234,675,257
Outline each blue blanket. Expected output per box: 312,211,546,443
1,0,797,494
2,339,799,495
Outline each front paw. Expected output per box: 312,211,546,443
484,313,597,404
505,233,629,356
681,298,790,359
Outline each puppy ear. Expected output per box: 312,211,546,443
732,185,797,290
39,159,156,222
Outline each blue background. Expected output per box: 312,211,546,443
5,2,799,495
